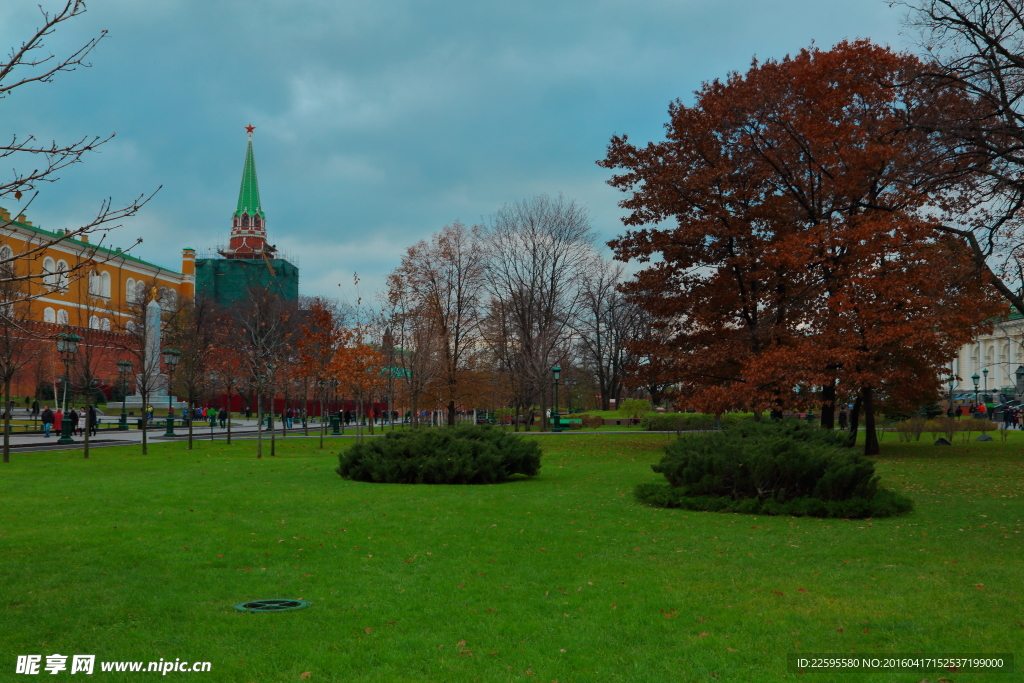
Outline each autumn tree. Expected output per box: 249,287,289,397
600,41,1001,454
297,297,351,447
387,222,486,426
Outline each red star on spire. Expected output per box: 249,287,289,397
245,124,255,134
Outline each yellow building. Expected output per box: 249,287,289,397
0,206,193,331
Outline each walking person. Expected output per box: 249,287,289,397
88,405,98,436
53,407,64,437
218,407,227,429
68,406,80,436
40,405,54,437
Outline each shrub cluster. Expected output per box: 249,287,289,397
636,419,912,518
336,425,542,484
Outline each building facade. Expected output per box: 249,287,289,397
951,312,1024,402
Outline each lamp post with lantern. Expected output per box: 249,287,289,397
162,349,180,437
947,375,956,416
983,367,989,402
551,365,563,432
972,373,980,414
116,360,132,431
55,332,80,445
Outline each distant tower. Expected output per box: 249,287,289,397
193,125,300,308
220,125,275,259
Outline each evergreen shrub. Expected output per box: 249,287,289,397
336,425,542,484
635,419,912,518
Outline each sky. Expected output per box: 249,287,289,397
0,0,907,303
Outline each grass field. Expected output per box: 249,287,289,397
2,431,1023,682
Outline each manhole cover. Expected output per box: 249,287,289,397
234,599,311,613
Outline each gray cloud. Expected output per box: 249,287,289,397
2,0,904,296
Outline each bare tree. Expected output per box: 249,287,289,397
482,194,596,431
573,258,644,411
167,297,217,450
231,287,295,457
1,0,157,296
0,256,41,462
902,0,1024,314
113,282,172,455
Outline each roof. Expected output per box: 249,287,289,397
234,136,264,219
0,209,181,276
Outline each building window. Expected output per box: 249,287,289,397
0,245,13,278
101,271,111,297
126,277,136,303
89,315,100,329
100,318,110,331
55,260,69,291
89,270,101,296
135,281,147,304
126,320,136,334
43,257,56,288
57,309,68,325
43,307,55,323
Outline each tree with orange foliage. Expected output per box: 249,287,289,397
600,40,1002,454
297,297,351,448
335,327,385,438
387,222,486,426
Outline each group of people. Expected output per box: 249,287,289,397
38,405,99,437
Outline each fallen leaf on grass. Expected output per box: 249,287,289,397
364,627,372,634
836,627,845,632
299,673,311,680
698,632,708,638
457,640,466,647
772,591,784,596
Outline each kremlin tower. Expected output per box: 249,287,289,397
192,126,300,307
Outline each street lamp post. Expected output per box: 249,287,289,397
983,367,989,401
972,373,980,415
116,360,132,431
569,378,577,414
162,349,180,437
551,365,562,432
55,333,80,445
947,375,955,416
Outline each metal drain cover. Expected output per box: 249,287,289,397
234,599,311,613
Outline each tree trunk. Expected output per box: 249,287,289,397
820,379,836,430
226,386,233,445
447,399,456,427
269,390,276,457
141,393,149,455
187,399,194,449
256,389,263,458
846,395,862,447
862,386,879,456
3,378,11,463
319,397,325,448
83,389,90,459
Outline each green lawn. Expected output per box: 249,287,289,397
2,432,1023,682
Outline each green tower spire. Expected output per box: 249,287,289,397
234,133,265,219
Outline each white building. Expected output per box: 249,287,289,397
952,312,1024,401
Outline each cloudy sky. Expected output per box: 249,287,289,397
1,0,905,301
